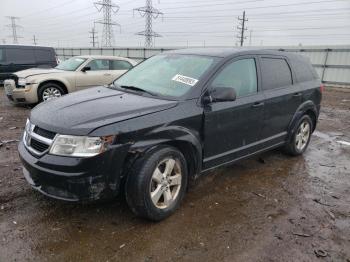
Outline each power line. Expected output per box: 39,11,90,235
6,16,22,44
89,27,99,47
94,0,121,47
160,0,348,11
23,0,79,18
134,0,163,48
237,11,248,46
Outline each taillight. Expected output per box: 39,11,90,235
320,84,325,93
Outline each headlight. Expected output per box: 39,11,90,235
17,78,27,87
17,78,36,87
49,135,114,157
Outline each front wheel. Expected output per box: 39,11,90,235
125,146,188,221
284,115,313,156
38,83,65,102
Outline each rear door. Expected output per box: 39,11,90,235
259,56,302,143
109,59,133,81
34,48,57,68
75,59,110,90
203,56,265,169
0,48,8,83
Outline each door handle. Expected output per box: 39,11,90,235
252,102,264,108
103,73,111,76
293,92,302,97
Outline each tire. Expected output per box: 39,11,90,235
38,83,65,102
125,146,188,221
284,115,313,156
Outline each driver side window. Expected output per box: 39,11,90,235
212,58,257,97
86,59,110,71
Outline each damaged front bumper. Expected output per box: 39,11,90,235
18,141,130,202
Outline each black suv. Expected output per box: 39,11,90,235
19,49,322,221
0,45,57,85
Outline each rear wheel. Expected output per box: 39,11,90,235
38,83,65,102
125,146,188,221
285,115,313,156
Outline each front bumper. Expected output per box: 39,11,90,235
4,80,39,104
18,141,130,202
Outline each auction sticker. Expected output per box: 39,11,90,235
172,74,199,86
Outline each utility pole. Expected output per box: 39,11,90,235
237,11,248,47
134,0,163,48
6,16,22,44
32,35,38,45
249,30,252,46
89,27,98,47
94,0,120,47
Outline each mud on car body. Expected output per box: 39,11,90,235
19,48,322,221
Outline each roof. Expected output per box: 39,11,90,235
0,44,54,49
165,48,302,59
76,55,133,60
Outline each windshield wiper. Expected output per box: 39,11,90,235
117,84,158,97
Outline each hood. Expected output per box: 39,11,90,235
30,86,178,135
15,68,65,78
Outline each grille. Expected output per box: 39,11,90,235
30,138,49,153
33,126,56,139
24,121,55,156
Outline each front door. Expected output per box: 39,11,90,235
75,59,110,90
203,57,265,170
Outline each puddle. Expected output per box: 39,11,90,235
336,140,350,146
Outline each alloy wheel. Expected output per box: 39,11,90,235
149,158,182,209
42,87,62,101
295,120,311,151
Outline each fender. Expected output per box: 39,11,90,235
287,100,318,141
37,77,72,92
128,125,203,178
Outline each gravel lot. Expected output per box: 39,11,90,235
0,87,349,262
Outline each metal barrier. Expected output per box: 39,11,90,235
55,47,350,86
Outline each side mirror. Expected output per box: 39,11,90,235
207,87,237,103
81,66,91,72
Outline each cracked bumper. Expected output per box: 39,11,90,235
18,141,130,202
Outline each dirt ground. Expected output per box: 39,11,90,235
0,87,349,262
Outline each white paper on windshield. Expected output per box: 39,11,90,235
172,74,199,86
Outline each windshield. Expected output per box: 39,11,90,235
114,54,217,98
55,57,86,71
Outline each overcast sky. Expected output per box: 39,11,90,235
0,0,350,48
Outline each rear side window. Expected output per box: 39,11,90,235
110,60,133,70
35,49,53,63
290,58,318,82
212,58,257,97
6,48,35,64
0,49,4,62
260,58,292,90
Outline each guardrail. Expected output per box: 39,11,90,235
55,47,350,86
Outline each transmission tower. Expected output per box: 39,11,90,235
236,11,248,47
6,16,22,44
134,0,163,48
94,0,120,47
89,27,99,47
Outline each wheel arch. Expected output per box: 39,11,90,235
121,127,202,184
37,80,69,97
287,100,318,141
